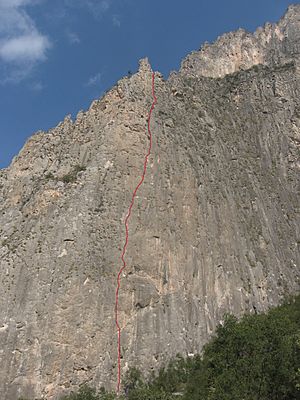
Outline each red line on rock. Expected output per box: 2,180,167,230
115,72,157,393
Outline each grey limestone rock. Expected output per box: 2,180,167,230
0,6,299,400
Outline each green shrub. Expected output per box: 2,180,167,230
61,173,77,183
183,296,300,400
44,172,55,180
60,385,115,400
74,165,86,173
60,165,86,184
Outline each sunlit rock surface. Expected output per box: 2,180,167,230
0,5,299,399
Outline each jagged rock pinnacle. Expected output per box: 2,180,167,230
138,57,152,74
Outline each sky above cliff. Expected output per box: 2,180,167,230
0,0,297,168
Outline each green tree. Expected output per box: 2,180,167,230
183,296,300,400
61,385,116,400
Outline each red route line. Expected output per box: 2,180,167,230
114,72,157,394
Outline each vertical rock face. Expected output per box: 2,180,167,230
181,4,300,77
0,6,299,400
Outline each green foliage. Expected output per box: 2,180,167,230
184,296,300,400
61,173,77,183
44,172,55,180
60,165,86,183
73,165,86,174
149,354,191,395
60,385,115,400
144,296,300,400
2,238,8,247
122,365,175,400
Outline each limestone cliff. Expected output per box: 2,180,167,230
0,5,299,400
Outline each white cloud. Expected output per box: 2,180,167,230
30,81,45,91
0,34,50,63
66,30,81,44
0,0,51,83
112,14,121,27
87,0,113,14
0,0,33,7
64,0,113,18
86,72,102,86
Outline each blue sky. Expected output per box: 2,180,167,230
0,0,297,168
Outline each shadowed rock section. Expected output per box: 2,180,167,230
0,5,299,400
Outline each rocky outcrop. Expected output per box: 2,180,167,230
0,5,299,400
181,4,300,77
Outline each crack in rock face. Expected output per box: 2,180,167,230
0,5,300,400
